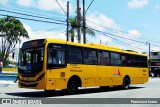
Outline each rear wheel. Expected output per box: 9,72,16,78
67,80,78,95
122,77,130,90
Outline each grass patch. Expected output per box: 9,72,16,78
2,68,18,72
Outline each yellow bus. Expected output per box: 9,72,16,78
18,38,148,94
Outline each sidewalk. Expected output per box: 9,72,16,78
0,70,17,84
0,80,17,84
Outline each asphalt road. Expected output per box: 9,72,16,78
0,78,160,107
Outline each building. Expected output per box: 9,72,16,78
150,51,160,77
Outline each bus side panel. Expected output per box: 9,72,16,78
97,66,123,86
110,66,123,85
97,66,113,86
46,68,67,90
67,64,97,87
46,78,56,90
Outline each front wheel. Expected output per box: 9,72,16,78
67,80,78,95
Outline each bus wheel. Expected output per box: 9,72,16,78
122,77,130,90
44,90,55,95
67,80,78,95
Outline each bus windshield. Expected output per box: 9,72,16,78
19,47,44,73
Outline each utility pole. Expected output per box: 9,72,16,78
148,42,151,77
146,42,151,77
83,0,86,44
66,1,69,41
77,0,81,43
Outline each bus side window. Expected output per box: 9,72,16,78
110,52,121,66
121,54,130,66
48,49,58,64
130,55,139,67
69,46,82,64
139,56,148,67
98,51,110,66
83,48,97,65
48,49,65,65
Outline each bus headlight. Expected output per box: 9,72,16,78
37,73,45,81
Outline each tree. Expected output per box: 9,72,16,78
69,17,95,42
0,16,29,66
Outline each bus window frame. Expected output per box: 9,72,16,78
47,43,67,69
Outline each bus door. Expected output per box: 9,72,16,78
46,44,67,90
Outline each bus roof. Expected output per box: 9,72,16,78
31,38,147,56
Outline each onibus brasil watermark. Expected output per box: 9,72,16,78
1,99,42,104
0,98,159,104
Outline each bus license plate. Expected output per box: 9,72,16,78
26,83,30,85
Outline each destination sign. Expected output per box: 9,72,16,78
22,39,45,49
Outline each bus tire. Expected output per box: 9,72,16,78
122,77,130,90
67,80,78,95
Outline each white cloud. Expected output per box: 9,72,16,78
128,29,141,39
17,0,36,7
0,0,8,5
17,24,66,47
85,12,120,45
86,12,145,47
128,0,148,9
87,12,120,31
38,0,73,13
16,0,74,14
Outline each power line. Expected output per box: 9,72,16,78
5,3,65,17
85,0,95,13
0,9,66,22
31,26,65,32
55,0,67,15
87,20,160,47
93,29,146,51
140,37,160,44
91,26,160,48
33,27,66,35
91,28,147,51
88,26,146,44
0,14,66,25
0,3,66,22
